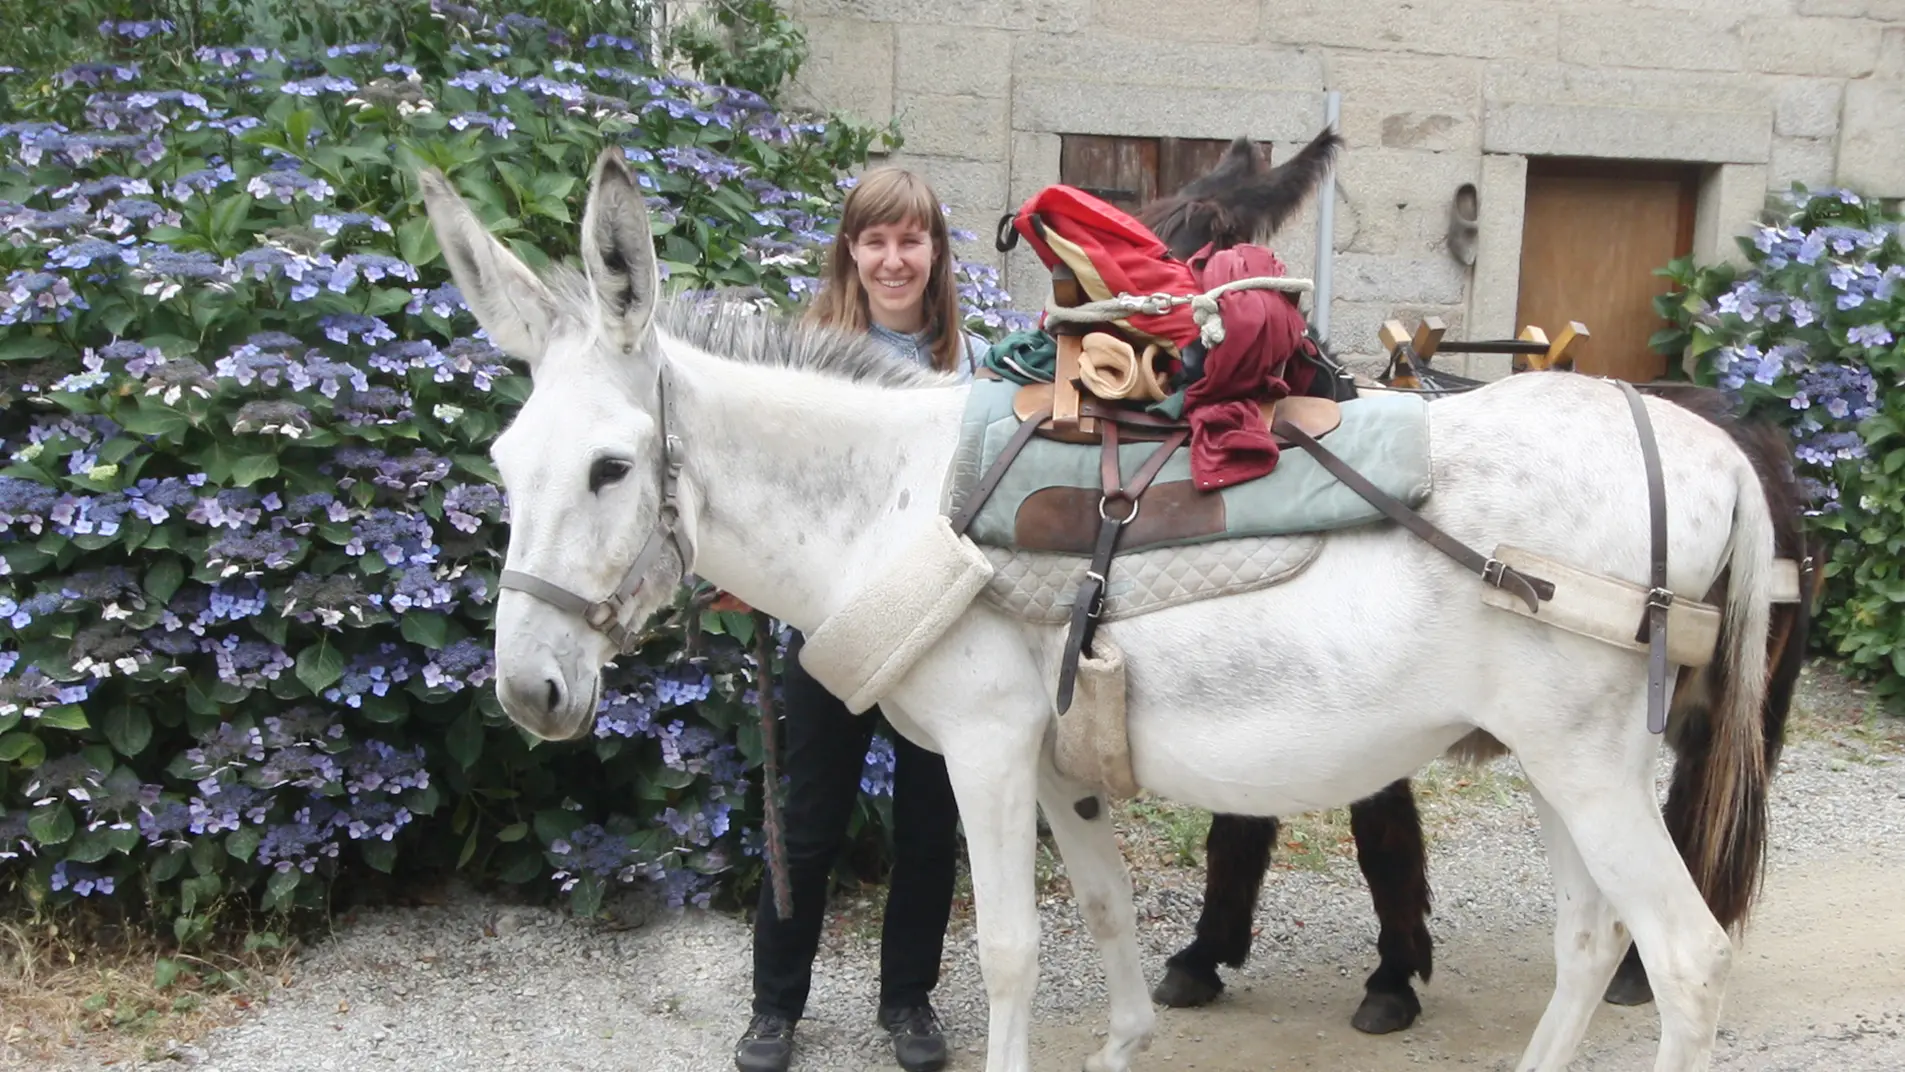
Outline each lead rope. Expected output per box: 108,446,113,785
751,610,793,921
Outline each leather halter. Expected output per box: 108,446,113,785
497,364,692,655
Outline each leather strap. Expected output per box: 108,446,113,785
948,405,1052,537
1078,398,1190,431
1271,419,1553,613
1057,422,1189,712
1617,380,1673,734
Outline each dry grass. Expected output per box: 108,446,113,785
0,910,291,1070
1785,660,1905,760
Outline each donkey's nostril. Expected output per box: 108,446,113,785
544,677,563,713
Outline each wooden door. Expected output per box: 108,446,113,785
1059,135,1269,215
1515,158,1700,382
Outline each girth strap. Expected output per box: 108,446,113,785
1057,420,1188,712
1269,419,1554,613
1616,380,1673,734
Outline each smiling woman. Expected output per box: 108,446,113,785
803,166,988,379
730,165,986,1072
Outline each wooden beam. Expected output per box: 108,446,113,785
1546,320,1589,371
1411,316,1447,361
1513,325,1551,373
1378,319,1411,357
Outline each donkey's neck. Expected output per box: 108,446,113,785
670,348,968,634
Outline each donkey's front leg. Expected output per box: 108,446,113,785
1037,762,1154,1072
939,714,1046,1072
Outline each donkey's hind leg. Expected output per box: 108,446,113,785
1348,779,1435,1035
1514,723,1735,1072
1512,786,1631,1072
1037,762,1155,1072
1153,812,1276,1008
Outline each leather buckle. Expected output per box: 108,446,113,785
1481,558,1508,588
1647,586,1675,610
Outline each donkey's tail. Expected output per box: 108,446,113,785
1682,450,1775,933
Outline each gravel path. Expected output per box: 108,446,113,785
37,667,1905,1072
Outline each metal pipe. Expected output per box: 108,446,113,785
1312,89,1341,345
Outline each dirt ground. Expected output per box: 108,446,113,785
1029,855,1905,1072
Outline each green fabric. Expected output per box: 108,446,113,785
981,330,1057,384
943,378,1434,554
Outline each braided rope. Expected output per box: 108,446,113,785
1041,275,1315,349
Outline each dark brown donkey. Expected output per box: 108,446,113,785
1127,129,1817,1034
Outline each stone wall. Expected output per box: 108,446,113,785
779,0,1905,373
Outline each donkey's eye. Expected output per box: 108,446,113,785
588,457,633,493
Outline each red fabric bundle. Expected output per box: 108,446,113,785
1182,243,1309,491
1005,185,1203,350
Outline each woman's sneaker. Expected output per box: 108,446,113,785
877,1003,948,1072
734,1012,795,1072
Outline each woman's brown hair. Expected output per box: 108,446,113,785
803,166,966,373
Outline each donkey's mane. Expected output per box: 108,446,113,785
654,293,955,389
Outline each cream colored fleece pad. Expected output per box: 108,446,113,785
1053,638,1140,800
798,515,995,715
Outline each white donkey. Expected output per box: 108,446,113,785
421,150,1774,1072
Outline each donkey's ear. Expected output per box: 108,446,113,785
418,167,559,366
580,148,660,358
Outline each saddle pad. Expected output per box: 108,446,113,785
977,534,1322,624
943,379,1434,556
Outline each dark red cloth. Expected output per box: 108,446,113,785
1182,243,1309,490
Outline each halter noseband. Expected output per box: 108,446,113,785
497,365,691,656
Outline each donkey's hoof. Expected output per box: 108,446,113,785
1351,987,1421,1035
1602,959,1655,1006
1150,965,1223,1008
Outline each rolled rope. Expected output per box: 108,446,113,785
1042,274,1316,350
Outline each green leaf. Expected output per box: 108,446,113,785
717,611,755,647
226,825,261,863
286,107,314,152
66,828,117,863
27,803,75,845
144,556,186,605
0,335,58,362
0,711,17,736
457,824,480,869
154,958,184,991
533,808,585,846
113,403,191,439
295,642,346,695
496,822,529,843
0,733,45,767
189,837,222,876
150,849,187,883
360,839,398,874
398,215,439,267
568,873,605,919
180,873,222,917
401,612,450,650
208,192,254,244
446,709,483,770
37,706,89,732
103,705,153,758
231,454,280,487
496,845,544,884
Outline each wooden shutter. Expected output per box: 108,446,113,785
1058,135,1270,215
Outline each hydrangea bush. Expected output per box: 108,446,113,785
0,0,1030,939
1651,185,1904,701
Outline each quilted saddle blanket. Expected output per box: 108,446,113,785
940,379,1436,623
